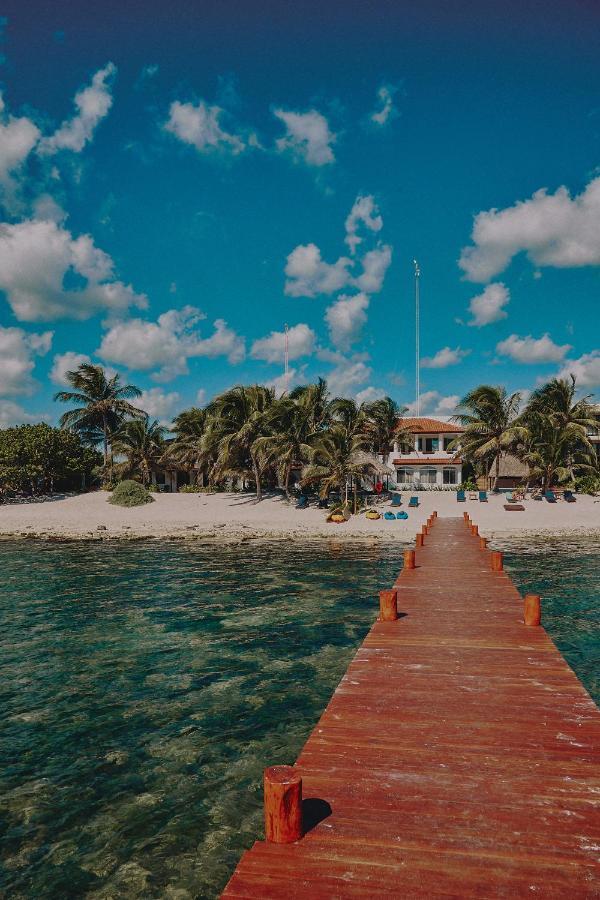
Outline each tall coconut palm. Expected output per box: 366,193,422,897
206,385,275,501
452,385,525,490
289,378,331,432
252,397,315,498
363,397,412,464
329,397,369,441
113,417,167,486
519,417,596,492
301,424,377,503
167,407,208,485
54,364,143,469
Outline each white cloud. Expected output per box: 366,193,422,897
460,176,600,282
138,387,180,424
0,95,41,190
0,325,53,396
467,282,510,327
355,386,386,404
39,63,116,155
496,333,571,364
164,100,246,155
0,399,48,428
421,346,470,368
370,85,397,127
98,306,245,381
196,388,207,406
274,108,335,166
325,292,369,351
0,217,147,322
264,365,308,398
251,323,315,363
284,243,351,297
50,350,92,385
327,357,372,397
344,195,383,254
405,391,459,416
355,244,392,293
555,351,600,387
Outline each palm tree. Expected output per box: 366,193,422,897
168,407,208,485
252,397,315,499
301,424,378,504
54,364,143,471
363,397,412,464
329,397,368,440
112,417,167,486
289,378,331,432
452,385,525,490
206,385,275,501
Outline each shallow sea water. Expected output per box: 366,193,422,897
0,537,598,899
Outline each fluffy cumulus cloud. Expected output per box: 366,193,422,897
264,365,308,397
50,350,92,385
421,346,470,368
370,84,398,127
98,306,245,381
0,325,53,395
250,323,315,363
344,195,383,255
555,351,600,387
274,108,335,166
496,333,571,364
0,217,147,321
284,243,351,297
164,100,247,155
354,244,392,293
326,356,372,397
467,282,510,327
355,386,386,404
38,63,116,155
0,95,41,190
460,176,600,282
138,387,180,423
0,399,47,428
406,391,460,417
325,293,369,351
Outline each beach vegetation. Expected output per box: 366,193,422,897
112,417,167,487
0,424,100,497
575,474,600,495
109,479,154,507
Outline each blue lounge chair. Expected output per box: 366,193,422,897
391,494,402,507
545,490,557,503
456,489,466,502
396,511,408,519
408,496,419,508
564,490,576,503
296,494,309,509
479,491,488,502
384,511,396,520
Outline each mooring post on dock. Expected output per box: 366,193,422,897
471,524,479,537
463,512,469,522
479,537,488,551
422,524,429,536
379,589,398,621
264,766,303,843
403,549,416,570
491,550,504,572
416,533,424,547
524,593,541,626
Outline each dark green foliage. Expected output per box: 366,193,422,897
0,424,100,495
108,479,154,507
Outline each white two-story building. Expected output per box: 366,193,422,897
390,417,465,488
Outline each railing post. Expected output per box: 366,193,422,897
479,537,488,551
491,551,503,572
524,594,541,626
379,589,398,621
264,766,303,843
403,549,416,570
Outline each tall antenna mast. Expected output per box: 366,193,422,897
413,259,421,416
284,323,289,395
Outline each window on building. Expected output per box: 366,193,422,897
443,468,457,485
421,468,437,484
443,437,456,452
418,437,439,453
396,468,414,483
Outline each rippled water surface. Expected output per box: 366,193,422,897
1,538,598,899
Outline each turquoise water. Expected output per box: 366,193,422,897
1,538,598,899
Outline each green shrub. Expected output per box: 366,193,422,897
109,479,154,507
178,484,209,493
575,474,600,495
458,480,477,491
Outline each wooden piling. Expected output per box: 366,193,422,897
264,766,302,844
491,550,504,571
470,524,479,537
379,589,398,621
479,537,488,551
524,593,541,626
403,549,415,570
416,533,424,547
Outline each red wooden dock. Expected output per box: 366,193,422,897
222,517,600,897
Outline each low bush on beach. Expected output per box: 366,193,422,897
576,475,600,495
109,480,154,507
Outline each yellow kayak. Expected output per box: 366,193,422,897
365,510,381,520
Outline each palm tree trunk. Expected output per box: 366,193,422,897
251,454,262,502
284,461,292,499
493,453,500,491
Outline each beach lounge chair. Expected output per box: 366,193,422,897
505,492,517,503
545,490,557,503
396,511,408,520
384,511,396,520
295,494,309,509
564,490,576,503
504,504,525,511
456,489,466,502
391,493,402,507
408,496,419,508
478,491,488,502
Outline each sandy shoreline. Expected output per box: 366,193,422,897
1,490,599,543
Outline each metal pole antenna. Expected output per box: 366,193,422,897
284,323,289,395
413,260,420,416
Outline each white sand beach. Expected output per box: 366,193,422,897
1,490,599,542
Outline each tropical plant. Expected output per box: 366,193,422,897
518,416,596,492
301,424,377,503
575,474,600,495
363,396,412,464
289,378,332,432
54,364,143,473
253,397,316,498
167,407,208,486
112,417,167,486
0,423,100,496
109,479,153,507
453,385,525,490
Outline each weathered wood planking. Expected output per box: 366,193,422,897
222,518,600,898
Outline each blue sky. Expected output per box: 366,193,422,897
0,0,599,426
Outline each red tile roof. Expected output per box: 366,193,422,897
397,417,464,434
392,458,462,465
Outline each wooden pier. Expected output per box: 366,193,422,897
222,516,600,897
